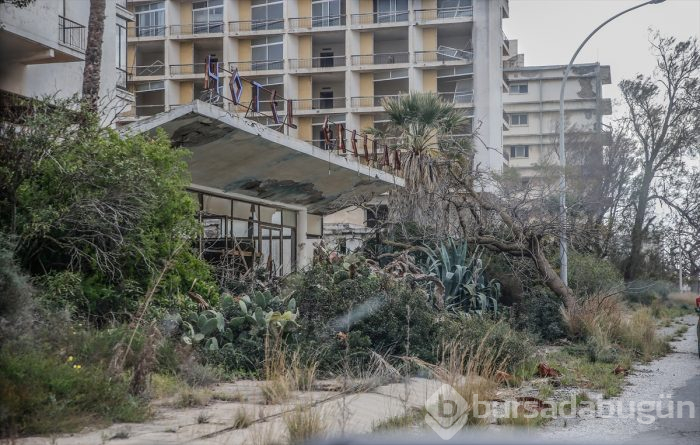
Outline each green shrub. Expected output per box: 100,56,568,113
3,100,218,323
441,315,534,372
625,280,673,305
515,287,566,342
0,347,148,437
0,237,34,341
568,253,623,297
290,260,442,372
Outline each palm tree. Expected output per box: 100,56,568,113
82,0,106,112
375,92,470,193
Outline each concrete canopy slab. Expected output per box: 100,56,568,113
122,101,403,214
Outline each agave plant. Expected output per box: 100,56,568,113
423,239,500,314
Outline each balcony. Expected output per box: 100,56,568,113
350,11,409,26
58,16,86,51
415,47,473,65
128,62,165,77
229,19,284,34
293,97,346,111
351,52,409,66
415,6,473,23
288,15,346,30
128,25,167,38
288,55,346,71
170,22,224,37
351,95,400,109
438,91,473,106
170,63,209,76
229,60,284,73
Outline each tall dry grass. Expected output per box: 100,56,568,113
561,295,670,361
406,323,513,425
260,333,319,404
284,406,327,444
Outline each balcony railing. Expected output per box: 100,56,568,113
170,63,211,75
438,91,473,104
229,19,284,33
351,11,409,25
351,52,409,65
414,6,473,22
350,95,400,108
229,60,284,72
288,15,346,29
170,22,225,35
415,48,473,64
128,62,165,76
293,97,346,110
253,100,287,113
58,15,86,51
129,25,167,38
288,55,346,70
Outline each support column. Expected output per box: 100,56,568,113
296,208,310,270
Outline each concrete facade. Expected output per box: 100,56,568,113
503,43,612,178
0,0,135,124
123,0,510,170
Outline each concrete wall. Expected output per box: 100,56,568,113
472,0,506,172
0,0,133,125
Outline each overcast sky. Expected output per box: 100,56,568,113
503,0,700,117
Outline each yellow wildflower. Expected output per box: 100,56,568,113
67,356,74,362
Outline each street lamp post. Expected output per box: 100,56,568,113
558,0,666,286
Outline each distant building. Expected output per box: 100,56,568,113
503,41,612,178
0,0,134,124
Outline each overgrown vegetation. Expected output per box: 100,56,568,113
1,33,694,437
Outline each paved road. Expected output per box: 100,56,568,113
540,315,700,444
634,318,700,445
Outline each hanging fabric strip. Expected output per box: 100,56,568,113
351,130,358,158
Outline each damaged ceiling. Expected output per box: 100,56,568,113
122,101,403,214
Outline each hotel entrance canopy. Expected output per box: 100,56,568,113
122,100,403,214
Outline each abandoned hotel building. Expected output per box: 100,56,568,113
0,0,612,274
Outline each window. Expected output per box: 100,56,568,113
510,145,529,158
116,24,127,89
312,0,343,27
251,36,283,70
509,113,528,126
375,0,408,23
251,0,283,30
192,0,223,33
135,2,165,37
509,83,528,94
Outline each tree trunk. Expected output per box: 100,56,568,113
625,168,654,281
529,237,576,307
82,0,106,112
